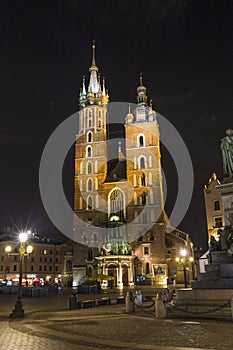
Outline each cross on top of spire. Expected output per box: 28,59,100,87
92,40,96,66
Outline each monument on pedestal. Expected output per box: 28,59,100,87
171,129,233,318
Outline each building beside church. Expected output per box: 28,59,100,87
0,227,73,287
73,43,194,288
204,173,225,243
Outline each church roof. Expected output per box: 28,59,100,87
105,158,126,182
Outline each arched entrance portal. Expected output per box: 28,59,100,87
107,264,118,287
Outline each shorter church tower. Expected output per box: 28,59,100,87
124,74,167,284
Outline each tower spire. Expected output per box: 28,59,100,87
137,72,148,105
140,72,143,86
79,42,110,108
88,40,100,98
92,40,96,66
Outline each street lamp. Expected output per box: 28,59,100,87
6,231,33,318
175,249,193,288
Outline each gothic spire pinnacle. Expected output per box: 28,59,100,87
137,72,147,105
92,40,96,66
88,40,99,95
79,42,110,108
140,72,143,86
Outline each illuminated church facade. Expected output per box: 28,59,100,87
73,43,194,288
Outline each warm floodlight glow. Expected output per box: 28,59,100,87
180,249,187,257
110,215,120,222
19,232,28,243
5,245,12,253
26,245,33,254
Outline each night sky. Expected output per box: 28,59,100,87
0,1,232,249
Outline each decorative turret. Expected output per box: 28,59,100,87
79,76,87,108
137,72,148,105
79,41,109,108
132,73,157,123
125,103,134,124
101,77,109,105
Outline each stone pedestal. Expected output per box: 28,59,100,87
192,251,233,289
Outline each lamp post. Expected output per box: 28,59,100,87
6,231,33,318
175,249,193,289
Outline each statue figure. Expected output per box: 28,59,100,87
218,229,228,250
220,129,233,178
209,235,221,251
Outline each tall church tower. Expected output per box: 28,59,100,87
124,74,167,281
74,42,109,246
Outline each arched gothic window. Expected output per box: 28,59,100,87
87,131,93,143
139,156,146,169
88,110,92,127
87,162,92,174
109,189,125,220
98,111,102,127
142,192,146,205
141,173,146,186
87,146,92,157
138,134,145,147
87,179,92,192
87,196,93,209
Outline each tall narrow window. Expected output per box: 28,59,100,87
87,162,92,174
141,173,146,186
87,179,92,192
98,111,102,127
139,156,146,169
87,196,93,209
88,110,92,127
87,146,92,157
139,135,145,147
142,192,146,205
87,131,93,143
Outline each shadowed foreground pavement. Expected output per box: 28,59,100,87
0,290,233,350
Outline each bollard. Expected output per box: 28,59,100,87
155,292,167,319
125,291,135,313
69,293,77,310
